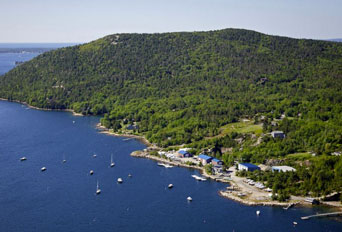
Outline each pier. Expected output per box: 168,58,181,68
301,211,342,220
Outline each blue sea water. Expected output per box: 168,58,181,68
0,52,40,75
0,47,341,232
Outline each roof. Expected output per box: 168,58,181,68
239,163,259,168
178,150,189,155
198,154,213,160
212,158,222,163
272,166,296,172
271,131,284,134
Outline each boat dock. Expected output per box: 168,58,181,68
301,211,342,220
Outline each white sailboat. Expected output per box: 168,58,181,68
96,181,101,195
110,154,115,167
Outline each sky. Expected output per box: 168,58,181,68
0,0,341,43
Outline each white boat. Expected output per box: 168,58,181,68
157,162,173,168
90,170,94,175
110,154,115,167
93,154,97,158
191,175,207,181
117,178,123,183
62,154,66,163
128,174,132,177
20,157,27,161
256,210,260,215
41,167,47,172
187,196,192,201
96,181,101,195
293,221,298,225
168,184,173,188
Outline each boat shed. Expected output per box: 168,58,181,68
238,163,260,171
272,166,296,172
198,154,213,165
177,150,192,158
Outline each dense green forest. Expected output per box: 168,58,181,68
1,28,342,197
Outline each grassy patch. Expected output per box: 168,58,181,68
220,120,263,136
286,152,312,161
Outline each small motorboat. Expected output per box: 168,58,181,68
168,184,173,189
256,210,261,216
110,154,115,167
293,221,298,226
157,162,173,168
90,170,94,175
187,196,192,201
96,181,101,195
20,157,27,161
93,154,97,158
117,178,123,183
41,167,47,172
128,174,132,177
191,175,207,181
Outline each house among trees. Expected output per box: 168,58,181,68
198,154,213,165
271,131,285,139
238,163,260,171
126,124,139,130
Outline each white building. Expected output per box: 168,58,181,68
272,166,296,172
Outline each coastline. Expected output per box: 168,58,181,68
2,98,341,209
0,98,83,116
96,121,342,209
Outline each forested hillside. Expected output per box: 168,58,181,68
1,29,342,196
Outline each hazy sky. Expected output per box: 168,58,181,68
1,0,341,43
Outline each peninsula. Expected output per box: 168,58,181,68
1,28,342,207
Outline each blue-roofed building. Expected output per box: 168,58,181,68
198,154,213,165
212,158,224,166
238,163,260,171
177,150,192,158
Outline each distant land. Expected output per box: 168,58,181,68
328,39,342,42
1,28,342,202
0,43,78,53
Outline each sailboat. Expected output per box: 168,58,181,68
110,154,115,167
96,181,101,195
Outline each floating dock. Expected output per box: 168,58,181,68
301,211,342,220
